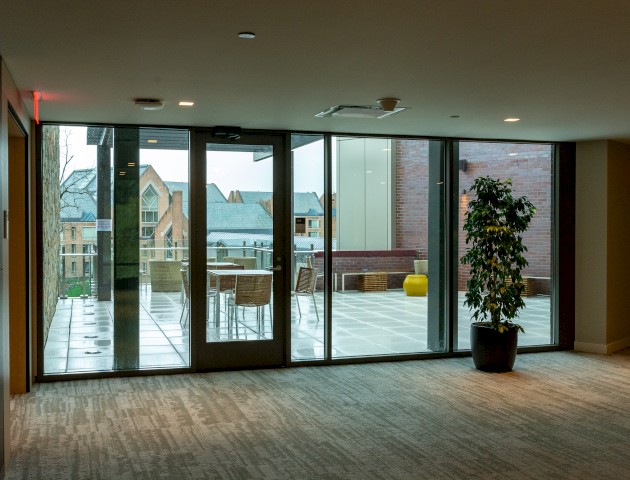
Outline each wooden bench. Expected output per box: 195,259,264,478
336,271,412,292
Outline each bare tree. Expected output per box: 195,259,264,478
59,128,96,212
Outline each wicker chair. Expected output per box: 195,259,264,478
292,267,319,323
207,264,245,324
227,274,272,337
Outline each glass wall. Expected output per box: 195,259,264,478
42,125,190,374
291,135,325,360
456,142,554,350
40,126,557,374
328,137,441,358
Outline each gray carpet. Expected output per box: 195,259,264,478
8,350,630,479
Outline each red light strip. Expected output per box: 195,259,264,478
33,91,40,124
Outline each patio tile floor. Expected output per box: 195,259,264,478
43,289,552,374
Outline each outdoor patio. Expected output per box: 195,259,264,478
43,288,552,374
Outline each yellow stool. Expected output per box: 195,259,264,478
403,274,428,296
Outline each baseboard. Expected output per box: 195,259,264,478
574,337,630,354
606,336,630,353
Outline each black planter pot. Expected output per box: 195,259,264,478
470,322,518,372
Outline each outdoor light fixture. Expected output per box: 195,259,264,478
459,159,468,172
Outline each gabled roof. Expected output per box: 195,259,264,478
235,190,324,216
165,182,227,217
207,203,272,233
61,168,97,196
238,191,272,204
60,193,97,222
294,192,323,216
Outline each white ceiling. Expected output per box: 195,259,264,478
2,0,630,142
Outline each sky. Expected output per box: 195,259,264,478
61,126,328,197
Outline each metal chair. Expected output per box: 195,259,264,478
292,267,319,323
179,268,190,328
227,274,272,337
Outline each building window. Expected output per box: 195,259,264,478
71,244,76,254
82,244,90,254
141,226,155,239
308,219,319,229
71,226,76,240
308,232,319,237
165,227,173,259
82,226,96,241
141,185,159,224
71,261,76,274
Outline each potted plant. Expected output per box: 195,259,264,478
461,177,536,372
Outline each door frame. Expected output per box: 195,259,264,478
190,129,291,370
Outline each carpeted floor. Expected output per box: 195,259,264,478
8,349,630,479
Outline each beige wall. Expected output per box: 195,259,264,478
575,140,630,353
606,141,630,349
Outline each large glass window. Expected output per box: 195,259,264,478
290,135,444,361
329,137,441,358
457,142,554,349
291,134,325,360
41,125,190,375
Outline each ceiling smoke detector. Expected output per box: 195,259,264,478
315,103,405,119
134,98,164,111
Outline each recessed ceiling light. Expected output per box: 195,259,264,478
147,139,158,144
508,153,518,156
504,118,520,122
178,101,194,107
238,32,256,39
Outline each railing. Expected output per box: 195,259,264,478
58,252,97,298
58,241,323,298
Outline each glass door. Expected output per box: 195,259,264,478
190,130,288,370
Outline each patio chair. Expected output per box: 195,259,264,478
207,264,245,323
227,274,272,337
292,267,319,323
180,269,190,328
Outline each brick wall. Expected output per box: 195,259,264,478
395,140,553,291
41,126,61,345
312,250,415,290
395,140,429,258
458,143,552,290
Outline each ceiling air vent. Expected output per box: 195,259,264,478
315,104,405,119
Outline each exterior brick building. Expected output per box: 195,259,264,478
394,140,553,291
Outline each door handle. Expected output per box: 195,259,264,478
271,265,282,271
